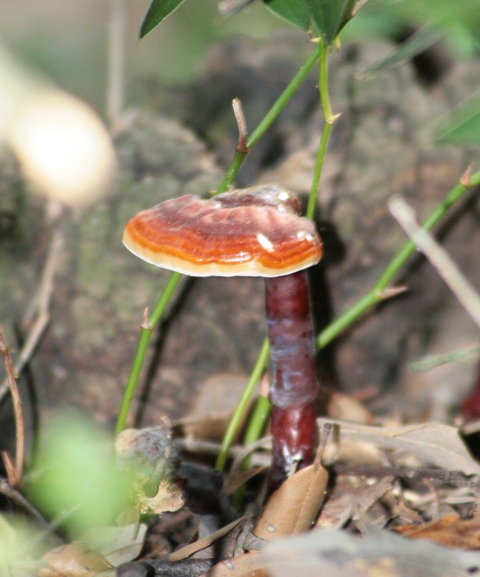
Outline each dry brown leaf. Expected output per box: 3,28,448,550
39,542,110,577
327,392,374,424
323,437,384,466
317,476,394,529
116,424,184,517
82,524,147,567
177,374,252,442
136,476,185,516
205,550,269,577
318,419,480,475
168,517,245,562
254,463,328,541
395,513,480,549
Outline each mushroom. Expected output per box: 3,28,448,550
123,184,323,490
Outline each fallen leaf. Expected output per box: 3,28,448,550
317,476,393,529
206,550,269,577
395,513,480,549
323,437,384,467
254,463,328,541
327,392,374,424
39,542,110,577
176,374,252,442
82,524,147,567
136,476,185,516
318,419,480,475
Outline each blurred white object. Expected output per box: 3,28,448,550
0,42,116,206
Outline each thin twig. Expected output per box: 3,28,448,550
1,451,17,486
176,435,271,470
107,0,126,125
333,464,480,496
228,436,273,476
0,332,24,485
233,98,248,154
389,195,480,329
0,225,63,404
0,475,51,529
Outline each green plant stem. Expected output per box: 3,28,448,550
215,338,270,471
216,42,322,194
246,44,321,150
233,390,271,505
318,171,480,349
115,272,182,434
216,150,246,195
307,40,335,220
233,171,479,466
242,392,271,446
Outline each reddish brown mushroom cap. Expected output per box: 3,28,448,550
123,185,322,277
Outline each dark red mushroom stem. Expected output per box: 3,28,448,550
265,270,318,491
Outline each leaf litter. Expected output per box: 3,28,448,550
9,384,480,577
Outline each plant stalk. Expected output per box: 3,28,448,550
215,338,270,471
115,272,182,434
306,40,336,220
216,42,322,194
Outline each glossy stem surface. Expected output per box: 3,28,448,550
265,270,318,490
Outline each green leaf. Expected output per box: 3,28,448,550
374,0,480,35
305,0,358,45
435,95,480,146
364,26,445,75
262,0,311,31
27,413,131,537
140,0,187,39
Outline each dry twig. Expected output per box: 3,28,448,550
0,475,50,529
0,220,63,404
0,332,25,485
389,195,480,329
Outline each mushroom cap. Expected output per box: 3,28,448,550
122,185,322,277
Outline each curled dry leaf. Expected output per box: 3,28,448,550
39,542,109,577
318,419,480,476
116,424,184,518
135,476,185,517
254,463,329,541
82,524,148,568
115,422,175,496
316,476,394,529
